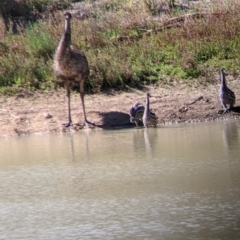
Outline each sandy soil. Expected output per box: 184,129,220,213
0,77,239,138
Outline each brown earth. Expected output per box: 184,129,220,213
0,77,240,138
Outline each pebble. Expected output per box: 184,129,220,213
43,113,52,119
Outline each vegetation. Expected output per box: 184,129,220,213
0,0,240,95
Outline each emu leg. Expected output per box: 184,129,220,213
79,81,89,126
64,82,72,127
223,103,229,114
218,103,228,114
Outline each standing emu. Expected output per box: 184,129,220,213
129,102,158,127
53,12,90,127
142,93,158,128
219,68,235,114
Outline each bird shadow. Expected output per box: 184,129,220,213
232,106,240,113
217,106,240,114
95,111,135,129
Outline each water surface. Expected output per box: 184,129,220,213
0,120,240,239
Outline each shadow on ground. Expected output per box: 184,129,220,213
232,106,240,113
96,111,135,129
217,106,240,115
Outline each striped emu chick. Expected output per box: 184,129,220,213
142,93,158,128
219,68,236,114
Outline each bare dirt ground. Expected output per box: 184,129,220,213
0,77,240,138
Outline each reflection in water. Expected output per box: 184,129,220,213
222,121,239,150
221,121,240,190
132,128,158,161
143,128,159,160
67,129,92,163
144,129,152,156
0,121,240,239
69,134,76,162
70,129,91,162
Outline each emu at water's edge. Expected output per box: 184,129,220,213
218,68,236,114
129,102,145,127
142,93,158,128
53,12,90,127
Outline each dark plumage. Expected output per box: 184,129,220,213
219,68,235,114
130,102,145,127
142,93,158,128
53,12,90,127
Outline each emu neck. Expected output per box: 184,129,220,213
145,95,150,113
221,71,227,89
56,19,71,58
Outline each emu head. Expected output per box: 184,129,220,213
64,12,72,20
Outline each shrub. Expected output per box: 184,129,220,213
1,0,240,94
25,24,55,59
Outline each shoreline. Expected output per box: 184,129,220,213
0,82,239,138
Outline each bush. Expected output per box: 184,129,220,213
25,24,54,59
1,0,240,94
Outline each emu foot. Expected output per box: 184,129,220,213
84,119,95,128
63,121,72,127
217,109,224,114
218,109,231,114
223,108,230,114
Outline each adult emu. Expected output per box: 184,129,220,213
53,12,90,127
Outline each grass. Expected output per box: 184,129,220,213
0,0,240,95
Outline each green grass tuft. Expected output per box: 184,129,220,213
0,0,240,94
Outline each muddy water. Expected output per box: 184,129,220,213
0,120,240,239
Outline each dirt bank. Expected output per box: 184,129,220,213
0,79,240,137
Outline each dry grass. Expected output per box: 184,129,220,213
0,0,240,95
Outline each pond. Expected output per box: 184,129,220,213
0,120,240,239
